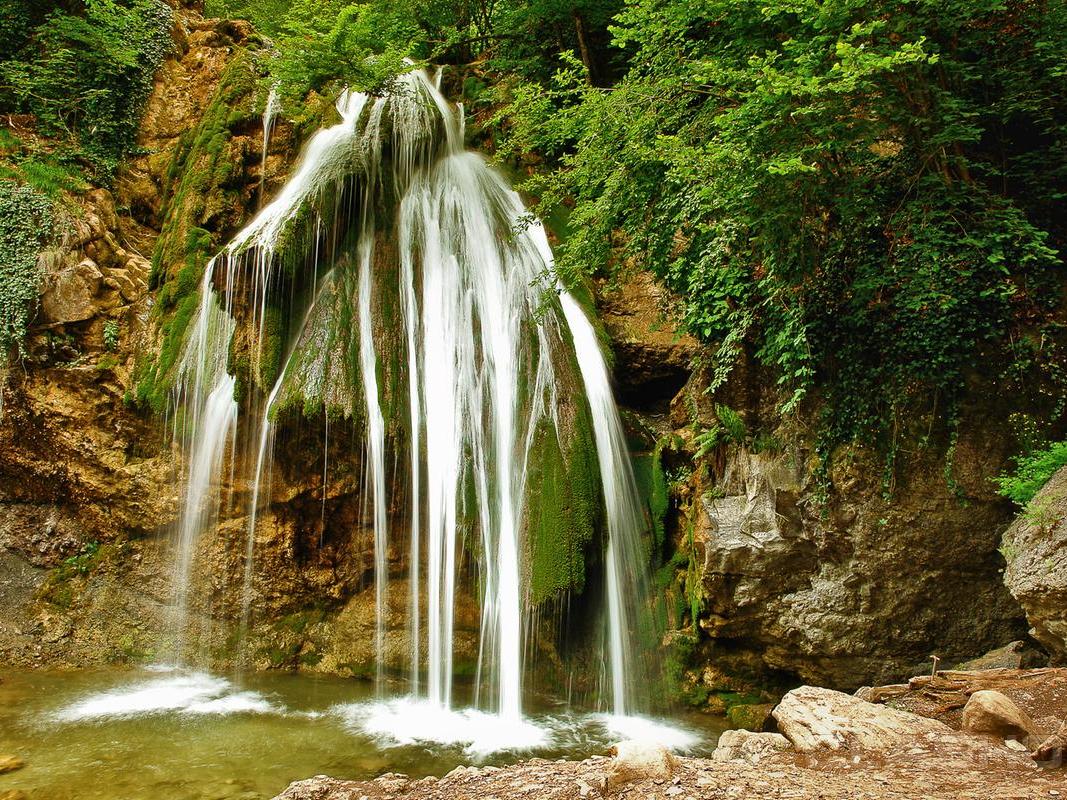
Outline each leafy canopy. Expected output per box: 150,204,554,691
499,0,1067,469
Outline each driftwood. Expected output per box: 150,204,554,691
1033,721,1067,766
905,668,1066,696
867,668,1067,766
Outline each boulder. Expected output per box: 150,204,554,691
772,685,951,751
712,729,792,764
955,641,1044,671
272,776,354,799
39,257,103,324
1002,466,1067,660
726,702,775,731
961,690,1040,742
605,740,677,789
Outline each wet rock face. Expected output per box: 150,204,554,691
595,272,697,414
1002,466,1067,660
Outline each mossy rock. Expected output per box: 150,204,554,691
136,52,261,412
726,702,775,731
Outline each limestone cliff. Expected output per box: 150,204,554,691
598,272,1029,697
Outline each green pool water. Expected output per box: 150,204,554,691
0,668,723,800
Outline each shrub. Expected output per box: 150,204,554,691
103,320,120,351
0,0,174,180
996,441,1067,507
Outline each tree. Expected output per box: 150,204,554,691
500,0,1067,466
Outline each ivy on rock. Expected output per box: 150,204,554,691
0,183,54,357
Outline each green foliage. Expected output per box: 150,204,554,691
207,0,428,107
0,182,54,357
0,0,175,180
0,134,88,198
267,0,419,104
206,0,626,113
103,320,120,352
693,404,747,458
996,441,1067,506
500,0,1067,476
37,540,117,608
60,540,102,577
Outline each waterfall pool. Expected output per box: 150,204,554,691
0,667,726,800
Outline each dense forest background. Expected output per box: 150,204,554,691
1,0,1066,494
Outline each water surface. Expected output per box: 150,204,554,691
0,668,724,800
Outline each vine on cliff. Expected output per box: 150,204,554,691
497,0,1067,486
0,183,54,358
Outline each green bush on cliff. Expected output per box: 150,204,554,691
0,183,53,357
997,441,1067,506
0,0,174,180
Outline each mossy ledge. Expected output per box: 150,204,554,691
134,52,260,412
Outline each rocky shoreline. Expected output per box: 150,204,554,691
271,677,1067,800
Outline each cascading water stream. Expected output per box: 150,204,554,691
167,66,666,747
168,261,238,664
258,85,281,208
558,294,649,718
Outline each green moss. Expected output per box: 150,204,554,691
135,54,261,411
36,541,130,608
257,305,284,390
525,402,604,605
96,353,121,371
632,435,672,562
662,633,701,706
139,291,199,413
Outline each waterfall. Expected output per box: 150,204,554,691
558,294,649,717
168,261,238,663
356,235,389,690
167,67,656,737
258,84,281,208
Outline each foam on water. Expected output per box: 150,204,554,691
52,671,277,722
335,697,551,756
597,713,702,752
